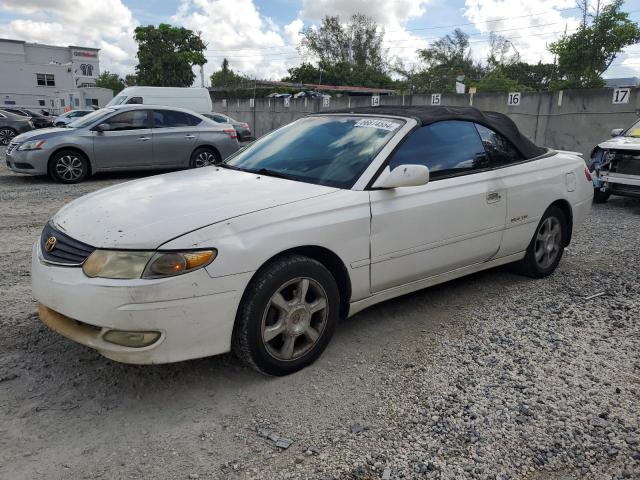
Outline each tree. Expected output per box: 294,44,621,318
294,14,393,87
486,33,520,70
95,71,125,94
134,24,207,87
125,74,137,86
409,29,484,92
549,0,640,88
210,58,249,89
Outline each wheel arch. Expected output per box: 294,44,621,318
192,144,221,162
248,245,352,319
48,146,93,176
548,199,573,246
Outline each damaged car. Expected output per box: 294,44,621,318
589,121,640,203
32,106,593,376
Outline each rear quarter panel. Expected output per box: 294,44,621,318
498,151,593,257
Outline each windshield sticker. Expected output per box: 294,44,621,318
354,119,401,131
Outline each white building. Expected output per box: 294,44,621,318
0,39,114,114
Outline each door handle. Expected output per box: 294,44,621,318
184,134,196,139
486,190,502,203
137,136,150,142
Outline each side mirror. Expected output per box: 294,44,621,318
611,128,624,137
373,164,430,189
94,123,111,132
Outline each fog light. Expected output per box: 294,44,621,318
103,330,161,348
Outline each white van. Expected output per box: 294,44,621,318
106,86,212,112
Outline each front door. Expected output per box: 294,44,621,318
92,109,152,169
369,120,506,292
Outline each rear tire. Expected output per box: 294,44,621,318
593,188,611,204
190,147,220,168
232,254,340,376
517,205,567,278
48,150,89,183
0,127,16,146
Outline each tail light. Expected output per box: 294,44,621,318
223,128,237,139
241,123,249,129
584,167,592,182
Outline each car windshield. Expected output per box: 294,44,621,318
224,115,403,189
67,109,114,128
625,120,640,137
107,95,128,106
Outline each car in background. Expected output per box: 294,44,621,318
6,105,239,183
589,121,640,203
266,93,292,99
0,109,34,145
2,107,54,128
293,90,329,99
32,106,592,375
202,112,252,141
107,86,212,112
53,110,92,127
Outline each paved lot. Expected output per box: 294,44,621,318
0,146,638,480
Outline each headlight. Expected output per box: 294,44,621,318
82,249,216,279
18,139,46,151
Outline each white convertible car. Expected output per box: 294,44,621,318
33,106,593,375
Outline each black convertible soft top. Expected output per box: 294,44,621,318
322,105,547,159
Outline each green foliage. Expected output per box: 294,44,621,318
95,71,125,94
134,24,207,87
292,14,393,87
210,58,250,88
498,62,559,91
124,74,137,86
549,0,640,88
474,70,521,93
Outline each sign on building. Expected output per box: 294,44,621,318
323,96,330,108
431,93,441,105
612,88,630,104
249,98,255,108
508,92,521,106
284,96,290,107
371,95,380,107
222,99,227,108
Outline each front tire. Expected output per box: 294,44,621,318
517,205,567,278
232,254,340,376
48,150,89,183
190,147,220,168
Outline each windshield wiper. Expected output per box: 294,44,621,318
250,168,299,181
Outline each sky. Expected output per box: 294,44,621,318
1,0,640,84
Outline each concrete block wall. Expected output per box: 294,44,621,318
212,88,640,159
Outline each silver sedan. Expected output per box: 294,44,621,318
5,105,240,183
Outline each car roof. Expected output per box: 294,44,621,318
320,105,547,159
110,104,201,115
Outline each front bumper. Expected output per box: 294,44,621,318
31,243,254,364
5,146,49,175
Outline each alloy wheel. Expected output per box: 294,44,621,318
0,129,15,146
534,216,562,269
55,155,84,181
261,277,329,361
194,151,216,167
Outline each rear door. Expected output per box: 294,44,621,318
151,109,202,166
92,109,153,169
369,121,507,292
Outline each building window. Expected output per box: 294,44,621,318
80,64,94,76
36,73,55,86
74,98,80,107
85,98,99,107
4,100,16,105
38,100,45,106
60,99,65,107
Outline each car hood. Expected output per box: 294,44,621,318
51,168,339,249
598,136,640,151
14,127,73,143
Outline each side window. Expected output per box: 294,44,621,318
126,96,143,104
388,120,489,179
103,110,150,131
475,124,524,167
212,115,227,123
153,110,202,128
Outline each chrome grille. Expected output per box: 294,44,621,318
6,142,19,155
40,223,95,266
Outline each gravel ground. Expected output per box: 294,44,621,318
0,146,638,480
